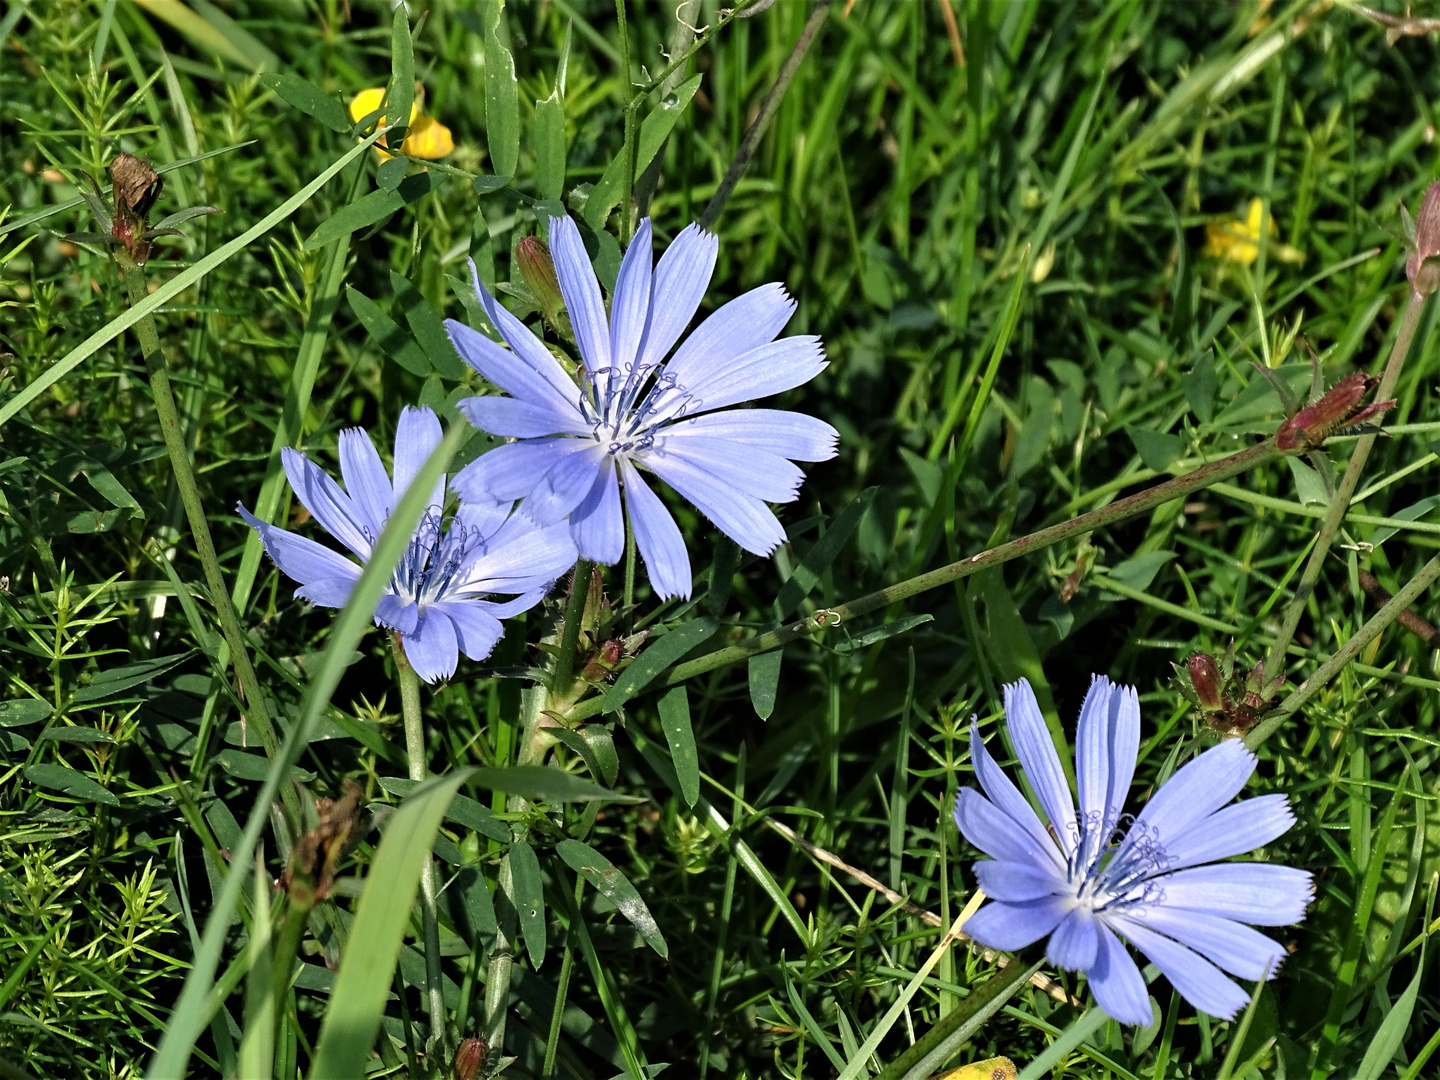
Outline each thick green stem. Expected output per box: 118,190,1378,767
1262,290,1428,684
541,875,585,1077
392,634,448,1069
1246,552,1440,749
567,438,1285,723
623,516,637,615
870,949,1044,1080
114,251,299,823
550,561,594,698
615,0,637,242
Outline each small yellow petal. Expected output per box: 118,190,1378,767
349,87,385,124
401,115,454,160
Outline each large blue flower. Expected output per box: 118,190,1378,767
954,677,1313,1026
238,406,577,683
444,215,838,600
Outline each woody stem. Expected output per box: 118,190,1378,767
1261,289,1427,685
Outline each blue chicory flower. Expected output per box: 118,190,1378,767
954,676,1313,1026
444,214,839,600
238,406,578,683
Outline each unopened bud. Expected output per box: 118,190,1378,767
1407,181,1440,297
1188,654,1225,713
516,236,565,330
109,153,162,264
1276,372,1395,452
451,1037,488,1080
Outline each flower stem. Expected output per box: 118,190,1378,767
623,516,637,616
551,560,594,698
113,250,300,824
392,633,449,1068
566,437,1286,723
1246,552,1440,750
541,875,585,1077
1261,290,1428,685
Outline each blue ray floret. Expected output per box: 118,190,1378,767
953,676,1313,1026
444,214,839,600
237,406,578,683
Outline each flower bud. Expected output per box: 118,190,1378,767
109,154,162,264
1407,181,1440,297
1187,654,1225,713
516,236,565,330
451,1037,488,1080
1275,372,1395,452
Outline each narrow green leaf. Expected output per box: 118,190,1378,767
345,286,432,376
215,750,315,783
533,24,570,202
377,777,511,842
585,73,702,230
258,73,350,134
469,765,644,804
25,764,120,806
308,770,470,1078
602,617,719,713
72,652,192,703
773,487,878,619
833,613,933,653
0,921,63,1012
508,841,546,969
0,699,52,727
657,687,699,808
303,171,449,251
389,271,466,378
551,726,619,787
132,0,277,71
38,726,114,745
445,867,498,946
747,649,782,721
385,8,415,145
556,839,668,958
237,852,274,1079
484,0,520,179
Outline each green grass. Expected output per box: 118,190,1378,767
3,0,1440,1077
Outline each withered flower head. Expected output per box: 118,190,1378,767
282,781,362,908
110,153,163,216
1407,181,1440,298
1275,372,1395,452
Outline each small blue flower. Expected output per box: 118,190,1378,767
444,215,838,600
238,406,578,683
954,677,1313,1026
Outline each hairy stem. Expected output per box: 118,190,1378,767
114,250,299,823
1262,290,1428,684
567,438,1286,722
392,634,448,1068
1246,552,1440,749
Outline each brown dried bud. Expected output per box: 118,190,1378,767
451,1037,488,1080
1275,373,1396,452
1188,654,1225,713
1407,181,1440,297
516,236,565,330
282,781,362,907
108,154,163,264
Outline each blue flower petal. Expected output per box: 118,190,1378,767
620,458,691,600
337,428,392,537
659,336,827,421
1004,679,1078,858
402,609,459,683
663,282,796,390
392,406,445,512
475,587,549,620
1088,922,1152,1026
281,448,374,560
571,456,624,564
1109,915,1252,1020
638,223,717,374
1048,908,1100,971
954,788,1067,869
1164,795,1296,870
460,394,589,439
640,450,787,555
973,859,1066,902
524,444,608,528
649,435,804,503
609,217,653,378
963,895,1071,951
549,215,611,376
238,503,360,608
451,499,516,542
376,593,419,635
460,258,585,408
453,438,582,505
969,722,1066,874
434,601,506,663
454,519,576,597
1146,864,1313,926
1123,906,1286,982
661,409,838,462
1076,676,1139,838
1122,740,1256,860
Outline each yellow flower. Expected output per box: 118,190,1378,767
1205,198,1304,266
348,87,453,161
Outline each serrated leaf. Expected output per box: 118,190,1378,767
389,271,466,378
556,839,668,958
657,687,699,808
508,840,545,968
470,766,644,804
484,0,519,179
346,286,432,376
304,170,449,250
584,73,702,231
258,73,350,134
25,764,120,806
747,649,782,720
602,617,718,713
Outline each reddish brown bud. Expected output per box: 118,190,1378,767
109,154,163,264
1188,654,1225,713
1276,373,1395,451
516,236,565,329
451,1037,488,1080
1408,181,1440,297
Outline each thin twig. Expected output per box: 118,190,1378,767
1358,569,1440,645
